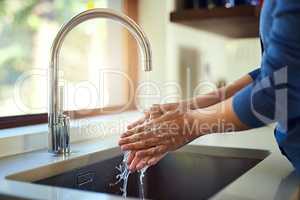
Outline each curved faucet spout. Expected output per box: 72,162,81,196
49,8,152,154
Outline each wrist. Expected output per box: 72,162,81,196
183,110,205,140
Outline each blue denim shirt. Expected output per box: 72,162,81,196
233,0,300,172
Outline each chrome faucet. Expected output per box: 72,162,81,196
49,8,152,155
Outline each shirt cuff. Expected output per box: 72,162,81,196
232,83,266,128
248,68,261,80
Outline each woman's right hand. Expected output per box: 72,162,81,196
124,102,189,168
121,107,198,171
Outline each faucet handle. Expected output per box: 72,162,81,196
57,114,71,154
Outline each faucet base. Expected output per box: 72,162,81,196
48,114,71,155
48,149,71,155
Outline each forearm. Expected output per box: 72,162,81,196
185,97,249,140
151,74,253,115
186,74,253,110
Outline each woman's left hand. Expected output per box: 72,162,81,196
118,110,199,172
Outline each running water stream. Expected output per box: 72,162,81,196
115,151,148,199
114,73,152,199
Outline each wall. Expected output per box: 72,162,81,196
138,0,261,104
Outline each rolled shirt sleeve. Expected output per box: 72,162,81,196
248,68,261,80
233,1,300,129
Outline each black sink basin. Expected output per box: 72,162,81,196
33,146,268,200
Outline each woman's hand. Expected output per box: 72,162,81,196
123,103,181,172
126,102,188,130
119,109,199,172
120,74,255,172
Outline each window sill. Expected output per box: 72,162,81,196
0,111,141,158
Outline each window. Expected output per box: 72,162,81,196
0,0,138,128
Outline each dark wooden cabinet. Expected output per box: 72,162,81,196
170,5,261,38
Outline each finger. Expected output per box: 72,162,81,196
150,111,162,119
127,151,136,166
127,112,149,130
121,124,147,138
148,110,181,127
122,119,157,138
119,130,156,145
135,145,168,158
120,129,178,149
159,103,178,113
150,104,161,112
126,111,177,136
121,137,162,151
149,104,165,119
147,153,166,166
136,156,151,171
127,118,144,130
122,111,179,138
121,138,159,151
129,154,142,172
121,130,135,138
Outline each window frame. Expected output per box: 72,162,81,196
0,0,138,130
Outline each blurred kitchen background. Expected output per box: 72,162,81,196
0,0,261,120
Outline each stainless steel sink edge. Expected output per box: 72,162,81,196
6,147,122,182
6,145,270,183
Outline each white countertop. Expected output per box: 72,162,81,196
0,111,299,200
